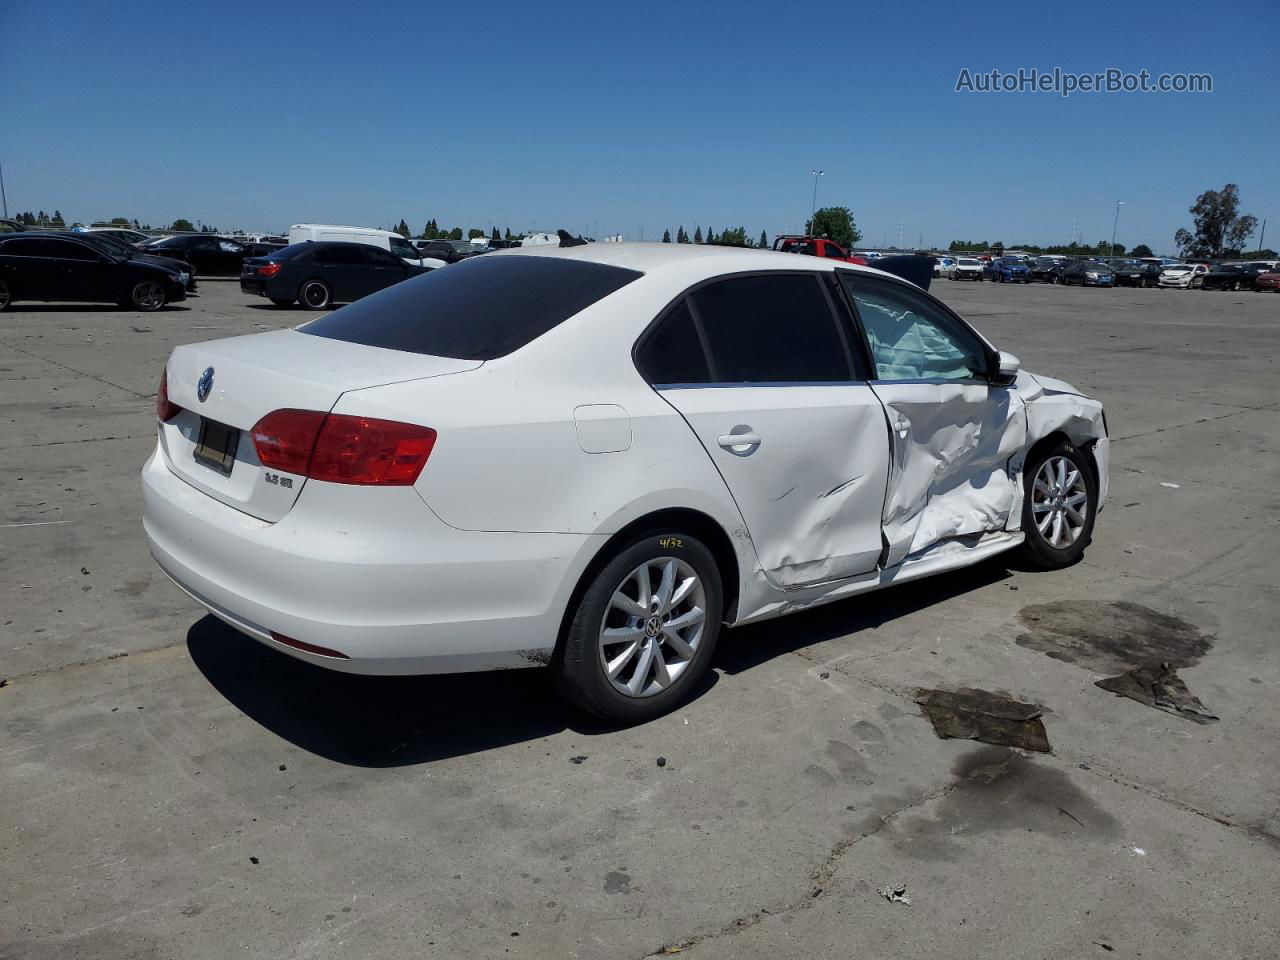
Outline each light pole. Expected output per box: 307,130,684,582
0,156,7,218
1110,201,1124,257
809,170,823,234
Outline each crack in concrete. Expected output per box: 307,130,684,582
0,337,153,400
2,639,187,685
1112,401,1280,442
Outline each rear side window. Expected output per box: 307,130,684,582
301,255,642,360
316,244,364,265
43,239,100,261
689,274,851,383
635,301,710,385
2,237,48,257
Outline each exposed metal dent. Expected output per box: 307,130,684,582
820,475,864,499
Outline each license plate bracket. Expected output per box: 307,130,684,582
193,418,239,476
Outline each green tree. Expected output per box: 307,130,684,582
662,229,672,243
1175,184,1257,258
504,227,512,240
677,226,688,243
468,228,484,239
491,227,500,242
51,210,65,227
109,217,130,226
132,219,141,229
693,226,703,244
171,218,195,232
758,229,768,249
807,207,861,249
706,226,716,243
1130,243,1154,258
710,226,749,247
448,227,464,240
394,219,411,238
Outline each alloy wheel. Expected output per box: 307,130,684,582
1031,456,1089,548
599,557,707,698
133,281,164,310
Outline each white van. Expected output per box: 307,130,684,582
288,224,446,269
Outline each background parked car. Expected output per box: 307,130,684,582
48,230,197,292
1060,260,1115,287
932,256,957,278
1255,267,1280,292
415,239,483,264
771,235,868,265
0,233,187,311
81,227,152,245
289,224,443,268
1030,256,1068,282
985,256,1031,283
951,257,985,280
1201,263,1273,291
140,234,251,276
240,241,431,310
1113,261,1162,287
1158,264,1207,288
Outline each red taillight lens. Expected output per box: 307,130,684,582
310,415,437,485
257,262,282,277
156,368,180,422
251,409,327,474
250,410,436,486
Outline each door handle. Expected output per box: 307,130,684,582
717,431,761,453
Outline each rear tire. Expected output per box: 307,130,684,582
554,532,723,725
269,297,294,307
0,279,10,311
299,280,332,310
1018,440,1098,569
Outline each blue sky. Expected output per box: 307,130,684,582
1,0,1274,253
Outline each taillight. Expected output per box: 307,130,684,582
257,262,282,277
156,368,180,422
250,410,436,486
251,409,327,475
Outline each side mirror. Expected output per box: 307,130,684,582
992,350,1021,385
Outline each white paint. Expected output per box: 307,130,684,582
1160,482,1180,489
142,243,1110,676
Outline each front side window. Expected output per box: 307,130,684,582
689,274,851,383
388,237,419,259
839,273,987,381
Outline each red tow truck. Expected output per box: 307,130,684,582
772,235,868,265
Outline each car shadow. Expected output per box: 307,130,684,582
187,615,719,767
188,558,1018,767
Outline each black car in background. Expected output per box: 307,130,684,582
53,231,198,292
139,234,252,276
1113,261,1162,287
1059,259,1116,286
1201,263,1272,291
1030,257,1068,282
240,241,432,309
0,233,187,311
414,239,480,264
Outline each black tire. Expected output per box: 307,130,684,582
269,297,294,308
0,279,10,311
299,279,332,310
1018,440,1098,569
554,531,723,724
129,279,167,312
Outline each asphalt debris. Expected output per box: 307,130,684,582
916,687,1051,752
656,756,667,768
569,755,588,764
876,882,912,905
1096,662,1218,724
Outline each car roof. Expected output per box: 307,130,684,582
488,241,903,281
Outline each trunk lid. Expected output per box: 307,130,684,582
160,329,480,521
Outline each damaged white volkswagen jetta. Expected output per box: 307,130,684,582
143,244,1108,723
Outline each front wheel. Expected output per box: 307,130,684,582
554,533,723,724
129,280,166,312
299,279,332,310
1018,441,1097,569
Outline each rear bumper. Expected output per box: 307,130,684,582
141,445,601,674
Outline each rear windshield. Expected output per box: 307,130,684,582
300,254,643,360
267,242,314,260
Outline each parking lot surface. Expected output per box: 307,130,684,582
2,278,1278,958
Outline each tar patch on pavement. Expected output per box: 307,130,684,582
915,687,1050,752
1015,600,1212,674
1096,662,1219,724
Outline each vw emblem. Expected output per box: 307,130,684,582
196,366,215,403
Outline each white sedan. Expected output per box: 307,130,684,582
143,245,1109,723
1159,263,1208,288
